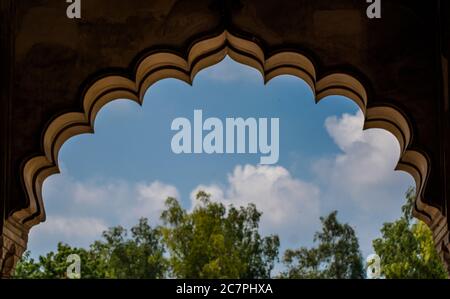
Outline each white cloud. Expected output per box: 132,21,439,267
42,173,179,225
313,110,409,212
191,164,321,245
29,216,108,255
28,173,179,256
35,216,108,239
311,110,413,255
132,181,180,222
29,109,413,263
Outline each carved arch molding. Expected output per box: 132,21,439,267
0,0,449,277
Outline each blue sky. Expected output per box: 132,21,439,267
28,56,414,272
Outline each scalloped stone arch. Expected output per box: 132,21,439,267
15,31,444,248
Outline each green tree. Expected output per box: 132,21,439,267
160,191,280,278
282,211,364,279
91,218,167,278
14,218,167,279
14,251,45,279
14,243,104,279
372,187,448,279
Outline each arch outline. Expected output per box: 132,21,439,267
14,31,445,251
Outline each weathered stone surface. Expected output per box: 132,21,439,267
0,0,449,276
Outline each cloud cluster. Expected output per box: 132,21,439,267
33,216,108,249
312,111,411,214
29,110,413,260
29,176,179,256
311,111,412,254
190,164,321,244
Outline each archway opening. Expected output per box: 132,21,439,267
22,55,433,277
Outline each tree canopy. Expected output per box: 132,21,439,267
372,187,448,279
161,191,280,278
14,191,279,279
14,218,166,279
281,211,365,279
14,188,448,279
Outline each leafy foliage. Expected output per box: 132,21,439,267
372,187,448,279
161,191,280,278
14,191,279,279
14,218,166,279
90,218,167,278
15,188,446,279
14,243,105,279
281,211,364,279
